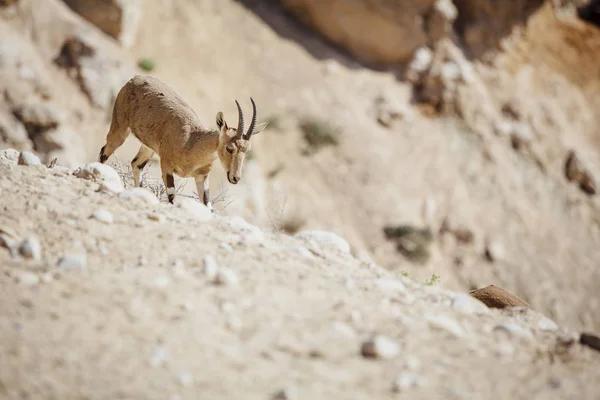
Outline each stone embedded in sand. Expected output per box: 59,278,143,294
119,187,158,204
451,294,489,315
174,197,212,221
92,209,113,224
18,151,42,166
56,253,88,270
469,285,530,309
565,150,596,195
294,230,350,254
214,267,239,286
272,387,297,400
426,315,464,337
203,255,218,280
74,162,123,193
15,270,40,286
18,236,41,260
361,334,399,359
392,373,428,392
484,240,506,262
0,148,19,165
493,323,533,340
580,333,600,353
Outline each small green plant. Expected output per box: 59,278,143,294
424,273,441,286
299,118,341,154
138,58,156,72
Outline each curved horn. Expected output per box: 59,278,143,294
234,100,244,139
244,97,258,140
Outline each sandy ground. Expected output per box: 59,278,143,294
1,158,599,399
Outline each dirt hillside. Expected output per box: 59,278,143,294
1,0,600,397
1,152,600,399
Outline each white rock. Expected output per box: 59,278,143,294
537,316,558,331
392,373,428,392
400,355,421,371
99,179,124,194
219,242,233,252
215,268,239,286
451,295,489,315
56,253,87,269
149,347,169,367
331,321,356,339
226,316,243,332
153,276,170,288
18,151,42,166
294,230,350,254
0,148,19,165
92,209,113,224
361,335,399,359
493,323,533,340
178,372,193,387
15,271,40,286
174,197,212,221
19,236,41,260
289,247,314,259
119,187,159,204
374,279,406,293
203,255,219,279
485,240,505,262
73,162,123,192
426,315,464,337
495,342,515,356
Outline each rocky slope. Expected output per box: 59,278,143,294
1,151,600,399
1,0,600,341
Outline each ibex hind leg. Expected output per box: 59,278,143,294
131,144,154,187
99,126,131,164
161,166,176,204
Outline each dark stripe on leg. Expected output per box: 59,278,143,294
138,160,149,170
203,189,210,205
99,145,108,163
166,173,175,203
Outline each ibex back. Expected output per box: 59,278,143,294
98,75,267,209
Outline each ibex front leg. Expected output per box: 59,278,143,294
195,174,212,211
161,164,176,204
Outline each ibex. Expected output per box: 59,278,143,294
98,75,267,209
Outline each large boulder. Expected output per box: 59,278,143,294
61,0,142,48
280,0,456,65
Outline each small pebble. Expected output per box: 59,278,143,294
147,213,164,222
392,373,428,392
18,151,42,166
19,236,41,260
226,316,242,332
215,267,239,286
374,279,406,292
153,276,170,288
272,387,297,400
361,334,400,359
149,347,169,367
451,295,489,315
56,253,87,269
92,209,114,224
493,323,533,340
15,271,40,286
203,255,218,279
178,372,193,387
219,242,233,252
426,315,464,337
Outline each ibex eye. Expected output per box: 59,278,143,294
226,146,234,154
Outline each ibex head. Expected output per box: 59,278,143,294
216,98,267,185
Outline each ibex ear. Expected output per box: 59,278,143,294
216,112,227,130
251,121,268,136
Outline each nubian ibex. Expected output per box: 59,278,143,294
98,75,267,209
